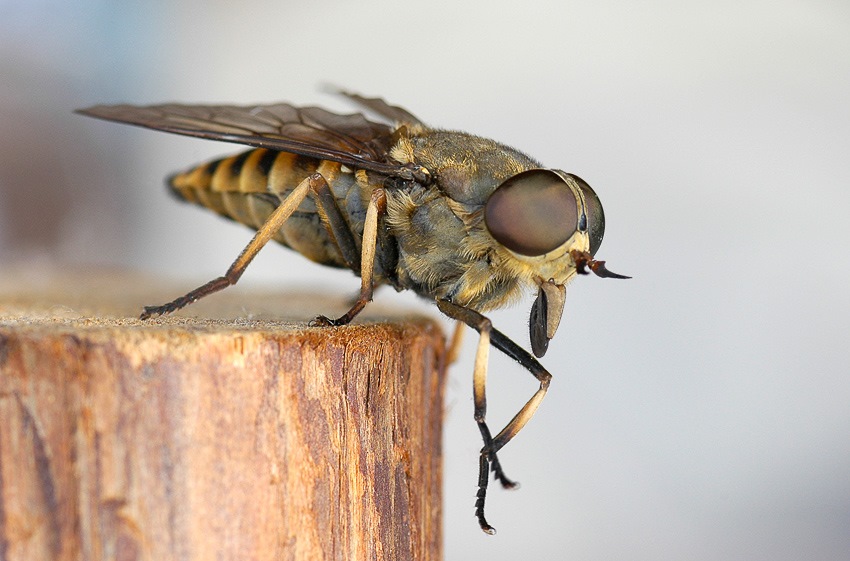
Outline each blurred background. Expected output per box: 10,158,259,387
2,0,849,559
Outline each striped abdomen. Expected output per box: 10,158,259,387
169,148,371,269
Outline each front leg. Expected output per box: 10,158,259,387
436,299,552,534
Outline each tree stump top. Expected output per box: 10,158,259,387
0,266,447,561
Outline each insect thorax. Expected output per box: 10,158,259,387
384,130,548,311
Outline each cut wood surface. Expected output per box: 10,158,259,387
0,268,447,561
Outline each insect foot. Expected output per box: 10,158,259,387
309,315,342,328
139,276,233,319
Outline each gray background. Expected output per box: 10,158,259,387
2,1,849,559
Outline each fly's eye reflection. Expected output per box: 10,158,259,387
484,169,577,256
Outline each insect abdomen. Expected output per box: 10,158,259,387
169,148,365,269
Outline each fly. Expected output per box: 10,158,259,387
77,91,630,534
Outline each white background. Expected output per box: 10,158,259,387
2,1,849,559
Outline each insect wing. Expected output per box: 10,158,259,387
76,102,410,177
334,89,424,126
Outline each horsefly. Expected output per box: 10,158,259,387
77,92,629,533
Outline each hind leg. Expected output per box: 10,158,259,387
140,173,327,319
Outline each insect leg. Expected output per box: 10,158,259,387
446,320,465,365
311,178,361,272
486,329,552,454
436,300,516,486
311,187,386,327
139,173,327,319
436,298,553,534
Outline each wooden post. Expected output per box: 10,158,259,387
0,271,446,561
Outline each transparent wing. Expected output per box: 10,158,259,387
76,102,414,177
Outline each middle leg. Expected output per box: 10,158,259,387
311,186,387,327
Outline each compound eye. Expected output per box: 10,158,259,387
484,169,577,256
567,173,606,256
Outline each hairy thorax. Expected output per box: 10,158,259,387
384,129,570,312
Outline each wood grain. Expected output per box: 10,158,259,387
0,269,446,561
